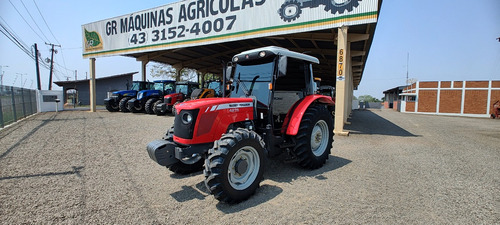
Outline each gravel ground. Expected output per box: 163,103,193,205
0,109,499,224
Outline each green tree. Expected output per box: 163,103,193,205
149,62,198,82
149,62,176,80
357,95,381,102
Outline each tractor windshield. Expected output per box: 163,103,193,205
154,82,175,93
131,82,148,91
207,81,221,95
231,60,274,106
175,84,189,95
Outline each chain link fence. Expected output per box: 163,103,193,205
0,85,38,128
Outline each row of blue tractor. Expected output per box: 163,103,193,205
104,80,222,115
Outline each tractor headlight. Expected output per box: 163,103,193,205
182,112,193,124
137,92,144,100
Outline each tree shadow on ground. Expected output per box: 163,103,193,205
345,110,418,137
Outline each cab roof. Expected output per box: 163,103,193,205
235,46,320,64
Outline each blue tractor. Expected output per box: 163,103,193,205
127,80,176,113
104,81,153,112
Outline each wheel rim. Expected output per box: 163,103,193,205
333,0,351,6
228,146,260,190
310,120,329,157
283,5,299,18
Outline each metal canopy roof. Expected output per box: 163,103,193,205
125,22,377,89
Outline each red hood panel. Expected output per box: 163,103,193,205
176,98,253,111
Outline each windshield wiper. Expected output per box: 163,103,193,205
236,73,250,96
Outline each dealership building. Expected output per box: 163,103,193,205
384,80,500,118
82,0,383,135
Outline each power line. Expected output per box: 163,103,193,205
20,0,50,42
8,0,47,42
32,0,60,44
0,16,29,49
32,0,70,77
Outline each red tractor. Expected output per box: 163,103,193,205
491,100,500,119
155,81,200,116
147,46,335,203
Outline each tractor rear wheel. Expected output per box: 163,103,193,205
163,126,204,174
204,128,265,203
292,104,334,169
119,97,131,112
145,98,157,114
152,100,162,115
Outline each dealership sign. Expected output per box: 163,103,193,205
82,0,378,58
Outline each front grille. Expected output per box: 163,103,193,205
174,109,199,139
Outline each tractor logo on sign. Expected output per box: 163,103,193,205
84,29,103,51
278,0,362,22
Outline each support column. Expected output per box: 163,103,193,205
334,26,349,136
172,63,183,81
345,42,352,124
141,60,149,81
89,58,96,112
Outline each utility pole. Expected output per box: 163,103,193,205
34,44,42,90
16,73,26,88
45,42,61,90
0,65,8,87
74,70,77,81
406,52,409,85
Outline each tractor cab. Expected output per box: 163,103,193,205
227,46,319,137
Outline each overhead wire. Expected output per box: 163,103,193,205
32,0,70,79
20,0,50,42
8,0,47,43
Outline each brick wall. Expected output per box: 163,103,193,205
463,90,488,114
406,102,415,112
400,80,500,117
418,90,437,112
439,90,462,113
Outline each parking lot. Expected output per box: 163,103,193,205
0,109,499,224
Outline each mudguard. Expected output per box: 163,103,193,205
282,94,335,136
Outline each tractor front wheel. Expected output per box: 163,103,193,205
292,104,334,169
106,99,119,112
204,128,265,203
128,98,143,113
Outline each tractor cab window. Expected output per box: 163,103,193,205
275,58,310,93
131,82,142,91
207,81,221,95
176,84,188,95
231,60,273,107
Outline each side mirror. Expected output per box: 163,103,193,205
278,56,287,77
225,64,233,81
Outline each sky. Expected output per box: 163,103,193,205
0,0,499,99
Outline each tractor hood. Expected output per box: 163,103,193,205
113,90,136,97
175,97,253,113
